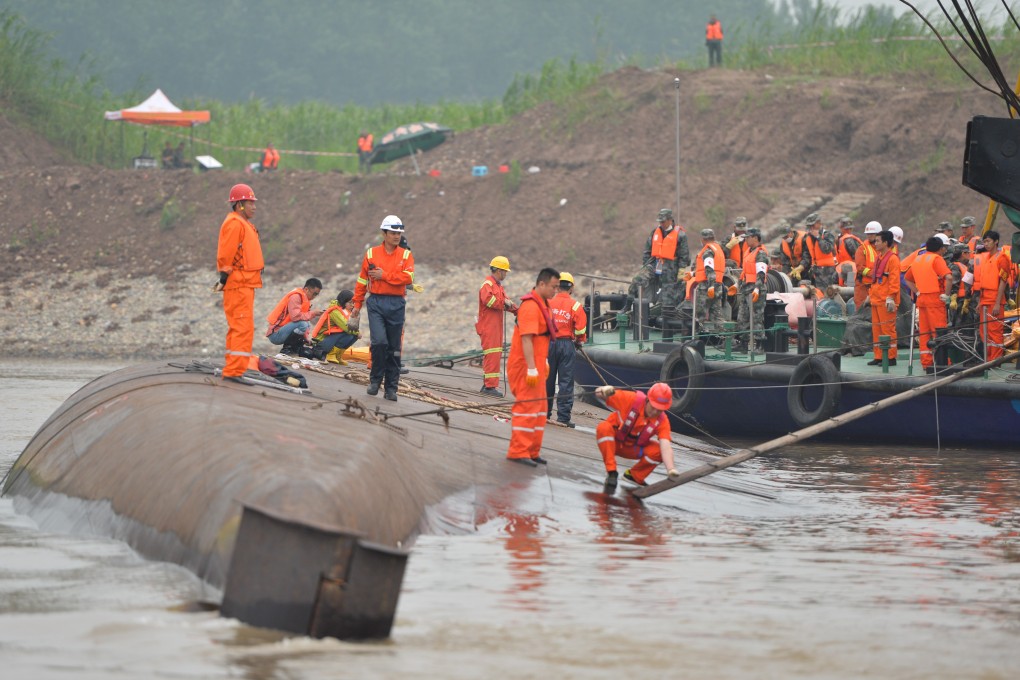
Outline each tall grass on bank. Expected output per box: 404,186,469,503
726,3,1017,85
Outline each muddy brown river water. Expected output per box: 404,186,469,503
1,360,1018,679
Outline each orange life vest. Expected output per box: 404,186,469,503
781,231,805,265
728,239,746,267
694,242,726,283
805,233,837,267
741,245,767,283
548,292,585,340
358,134,373,152
910,252,948,294
706,21,723,40
650,226,681,260
955,262,969,297
836,232,863,264
856,241,877,284
311,303,350,338
976,249,1010,293
614,391,666,449
261,147,279,169
266,288,310,332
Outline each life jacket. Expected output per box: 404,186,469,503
856,241,877,284
358,134,373,152
900,246,925,273
911,252,945,294
741,245,767,283
266,288,309,333
836,260,858,287
805,233,837,267
694,242,725,283
781,231,805,265
955,262,969,297
706,21,723,40
966,235,980,254
363,246,413,296
976,249,1009,293
873,250,896,283
310,303,350,338
836,232,863,264
614,391,666,450
261,147,279,169
517,292,557,337
728,239,746,267
650,226,680,261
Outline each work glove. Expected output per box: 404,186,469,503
961,299,970,315
596,385,615,398
347,309,361,332
790,265,804,280
680,269,692,282
706,286,716,299
885,297,896,313
668,469,680,479
411,283,425,293
525,368,540,387
727,285,737,297
213,271,228,292
725,236,739,250
938,293,950,304
752,288,760,303
949,294,958,311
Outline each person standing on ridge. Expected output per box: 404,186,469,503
706,14,723,67
506,268,560,468
546,272,587,427
260,142,280,172
215,183,264,382
593,383,679,492
350,214,415,401
476,255,518,398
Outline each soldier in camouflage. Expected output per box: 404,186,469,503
627,208,690,315
692,228,726,335
799,213,838,289
735,227,769,351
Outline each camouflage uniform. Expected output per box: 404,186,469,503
628,208,690,313
800,214,838,289
737,231,769,348
693,229,725,334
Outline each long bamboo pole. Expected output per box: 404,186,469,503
632,350,1020,499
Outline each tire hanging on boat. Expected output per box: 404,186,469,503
786,355,841,427
659,343,704,414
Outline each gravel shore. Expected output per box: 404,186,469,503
3,265,629,363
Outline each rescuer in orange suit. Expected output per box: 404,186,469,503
260,142,280,172
215,183,264,381
477,255,518,398
505,267,560,467
972,230,1012,361
593,383,679,492
904,236,952,374
546,271,587,426
854,221,881,309
868,230,901,366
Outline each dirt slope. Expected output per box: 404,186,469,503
0,67,1000,286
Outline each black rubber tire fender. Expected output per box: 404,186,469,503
786,355,842,428
659,343,705,415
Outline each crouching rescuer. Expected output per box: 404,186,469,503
594,382,680,492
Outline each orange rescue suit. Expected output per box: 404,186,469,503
974,249,1012,360
596,389,672,484
476,274,515,389
216,210,264,377
506,293,555,462
353,245,415,309
905,252,951,368
869,250,900,360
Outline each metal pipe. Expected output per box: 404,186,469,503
691,286,698,339
748,292,757,361
811,294,818,354
674,76,681,216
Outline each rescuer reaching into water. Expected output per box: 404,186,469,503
215,183,264,381
594,383,679,492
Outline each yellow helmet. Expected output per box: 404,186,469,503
559,271,574,285
489,256,511,271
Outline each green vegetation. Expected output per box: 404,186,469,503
2,3,1016,173
503,160,522,196
918,141,947,175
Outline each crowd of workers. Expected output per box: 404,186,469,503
214,181,1016,492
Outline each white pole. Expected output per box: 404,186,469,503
674,77,681,215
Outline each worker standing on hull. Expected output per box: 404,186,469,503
546,272,587,427
868,230,901,366
506,268,559,467
476,256,518,398
215,183,264,381
973,230,1011,361
904,236,952,374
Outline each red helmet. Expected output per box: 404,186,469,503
228,183,257,203
646,382,673,411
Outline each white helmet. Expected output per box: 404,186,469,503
380,214,405,232
889,226,903,243
933,232,951,245
864,220,882,235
